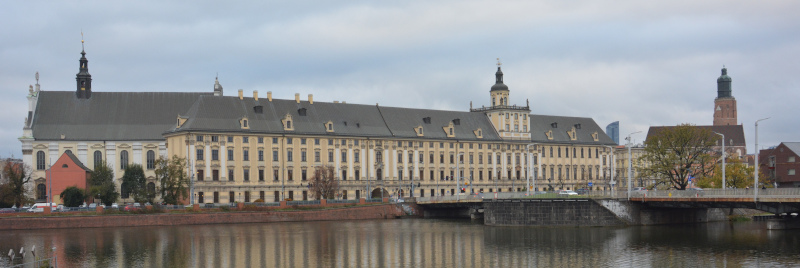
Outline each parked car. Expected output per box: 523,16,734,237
575,188,590,195
111,203,119,209
558,190,579,196
124,204,140,211
0,208,16,213
88,203,97,209
27,203,57,213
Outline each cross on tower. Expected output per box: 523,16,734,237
496,58,502,67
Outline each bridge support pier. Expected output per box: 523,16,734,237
766,214,800,230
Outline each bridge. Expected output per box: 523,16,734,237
412,188,800,227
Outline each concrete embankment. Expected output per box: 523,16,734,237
0,204,404,230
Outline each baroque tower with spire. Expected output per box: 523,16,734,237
713,67,737,126
470,59,531,140
76,37,92,99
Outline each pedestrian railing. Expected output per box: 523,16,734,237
327,199,358,204
287,200,321,206
416,188,800,203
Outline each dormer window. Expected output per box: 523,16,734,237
443,122,456,138
415,125,424,137
325,121,334,133
592,132,599,141
567,127,577,140
240,117,250,129
473,128,483,139
551,122,558,128
545,130,553,140
282,114,294,131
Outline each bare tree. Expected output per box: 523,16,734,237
0,161,32,207
309,165,339,200
639,124,718,190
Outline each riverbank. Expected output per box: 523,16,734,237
0,204,405,230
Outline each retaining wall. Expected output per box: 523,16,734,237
0,204,403,230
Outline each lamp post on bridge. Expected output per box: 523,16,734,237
626,131,642,200
713,131,726,190
755,117,769,200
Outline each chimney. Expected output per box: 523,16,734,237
334,101,339,103
342,101,346,104
238,89,243,100
253,90,258,101
308,94,314,104
267,91,273,102
295,93,300,103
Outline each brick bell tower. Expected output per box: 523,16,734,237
713,67,737,126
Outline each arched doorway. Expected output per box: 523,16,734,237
147,182,156,199
371,188,389,199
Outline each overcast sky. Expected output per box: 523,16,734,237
1,1,798,158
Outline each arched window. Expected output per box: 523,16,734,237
376,151,382,163
36,151,45,170
146,150,155,170
36,184,46,200
120,183,130,199
93,150,103,170
147,182,156,198
64,150,73,155
120,151,129,170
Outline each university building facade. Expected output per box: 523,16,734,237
21,49,616,204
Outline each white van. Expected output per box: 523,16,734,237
27,203,57,213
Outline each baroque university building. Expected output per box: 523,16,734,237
21,49,615,204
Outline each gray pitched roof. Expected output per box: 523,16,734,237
783,142,800,156
378,106,502,141
32,91,211,141
529,114,616,145
173,96,393,137
171,96,503,141
646,125,746,147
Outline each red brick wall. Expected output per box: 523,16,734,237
0,204,403,230
760,144,800,186
47,154,90,204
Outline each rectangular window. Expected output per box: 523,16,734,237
354,140,359,146
257,150,264,161
273,150,278,161
301,151,307,162
789,156,796,162
258,137,264,144
212,149,219,161
398,153,403,163
790,169,796,176
329,151,334,162
197,170,204,181
273,191,279,202
243,169,250,181
228,169,234,181
479,154,483,164
302,169,307,181
228,149,234,161
469,155,474,164
341,170,347,180
259,169,264,182
288,170,293,181
272,137,278,144
342,151,347,162
245,192,250,202
227,136,234,142
273,170,279,181
196,149,204,161
430,154,434,163
450,155,454,164
301,138,306,145
243,149,249,161
355,151,360,162
497,155,501,164
260,191,265,201
355,170,360,180
243,137,249,143
287,138,292,144
315,138,320,145
287,151,293,162
212,170,219,181
229,191,235,203
211,136,219,142
488,154,492,164
214,192,219,203
315,151,321,162
328,139,333,145
341,139,346,145
196,135,204,142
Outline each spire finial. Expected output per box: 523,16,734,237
496,58,502,67
81,30,85,52
35,72,39,84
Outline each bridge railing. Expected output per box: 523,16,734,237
632,188,800,198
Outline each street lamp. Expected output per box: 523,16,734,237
713,131,726,190
755,117,769,200
626,131,642,200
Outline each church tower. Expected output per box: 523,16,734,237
471,59,531,140
76,38,92,99
713,67,737,126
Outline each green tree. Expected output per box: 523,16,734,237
89,161,119,206
639,124,718,190
60,186,86,207
309,165,339,200
156,156,189,205
121,164,150,203
0,161,32,207
695,157,755,189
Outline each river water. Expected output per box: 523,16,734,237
1,219,799,267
